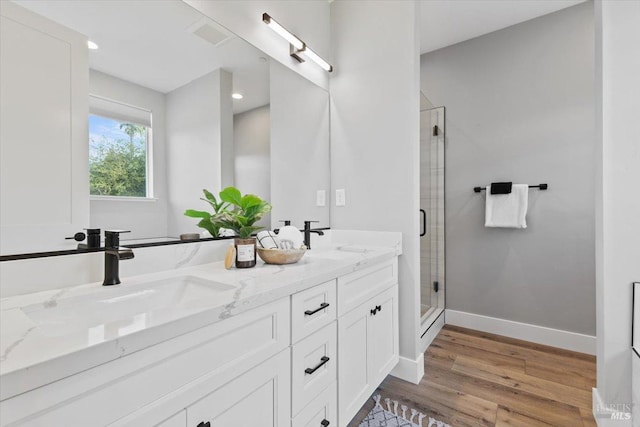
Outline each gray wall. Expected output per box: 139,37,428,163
165,69,232,237
233,105,271,228
421,2,596,335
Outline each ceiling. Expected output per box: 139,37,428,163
13,0,269,114
420,0,586,54
13,0,587,107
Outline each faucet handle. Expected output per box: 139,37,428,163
304,220,320,228
104,230,131,248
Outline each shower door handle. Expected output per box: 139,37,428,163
420,209,426,237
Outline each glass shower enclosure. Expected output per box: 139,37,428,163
420,104,445,331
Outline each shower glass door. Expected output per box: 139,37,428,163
420,105,445,326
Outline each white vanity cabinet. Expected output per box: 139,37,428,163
337,258,399,426
0,1,89,254
0,255,399,427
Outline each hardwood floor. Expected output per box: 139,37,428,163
348,325,597,427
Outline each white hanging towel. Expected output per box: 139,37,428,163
485,184,529,228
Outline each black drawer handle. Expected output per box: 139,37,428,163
305,302,330,316
370,305,383,316
305,356,330,374
321,420,330,426
197,422,210,427
376,304,382,312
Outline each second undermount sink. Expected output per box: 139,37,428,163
21,276,235,338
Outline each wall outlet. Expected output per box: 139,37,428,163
316,190,326,207
336,189,346,206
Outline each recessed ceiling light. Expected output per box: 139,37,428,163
232,93,243,100
87,40,99,50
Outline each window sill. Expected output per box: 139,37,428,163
90,196,158,203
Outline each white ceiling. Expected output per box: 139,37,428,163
13,0,269,114
13,0,587,107
420,0,586,54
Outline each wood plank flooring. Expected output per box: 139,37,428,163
348,325,597,427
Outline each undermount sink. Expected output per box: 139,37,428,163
21,276,235,338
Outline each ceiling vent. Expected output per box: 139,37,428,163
188,17,233,47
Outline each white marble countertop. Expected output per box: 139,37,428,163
0,237,401,401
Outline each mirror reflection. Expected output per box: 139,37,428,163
1,0,330,256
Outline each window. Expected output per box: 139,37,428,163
88,96,152,198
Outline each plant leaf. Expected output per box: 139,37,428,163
238,226,262,239
197,218,219,237
184,209,212,219
240,194,261,210
219,187,242,207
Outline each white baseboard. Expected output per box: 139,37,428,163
390,353,424,384
420,310,445,353
445,309,596,355
593,388,606,427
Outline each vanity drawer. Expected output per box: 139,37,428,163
337,257,397,316
291,279,337,343
291,322,337,416
291,382,337,427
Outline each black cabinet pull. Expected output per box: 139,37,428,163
305,302,330,316
205,423,211,427
321,420,330,426
370,307,377,315
376,305,382,312
196,423,206,427
305,356,330,374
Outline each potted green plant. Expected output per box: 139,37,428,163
184,189,228,238
214,187,272,268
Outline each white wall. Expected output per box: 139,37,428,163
165,69,232,237
89,70,168,240
421,3,596,336
184,0,329,91
270,60,330,230
595,0,640,422
330,0,421,378
234,104,271,228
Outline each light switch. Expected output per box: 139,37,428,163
336,189,346,206
316,190,326,207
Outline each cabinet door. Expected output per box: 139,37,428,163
337,303,370,426
186,349,290,427
0,1,89,255
367,286,399,386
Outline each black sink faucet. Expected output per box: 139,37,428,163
103,230,134,286
303,221,324,250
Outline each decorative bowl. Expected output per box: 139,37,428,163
257,246,307,265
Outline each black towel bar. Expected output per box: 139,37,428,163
474,183,548,193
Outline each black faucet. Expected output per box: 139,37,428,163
303,221,325,250
103,230,134,286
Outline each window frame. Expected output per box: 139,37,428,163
88,95,154,200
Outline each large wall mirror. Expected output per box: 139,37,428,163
0,0,330,256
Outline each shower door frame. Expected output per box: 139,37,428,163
419,106,446,336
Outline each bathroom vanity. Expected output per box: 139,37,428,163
0,235,401,427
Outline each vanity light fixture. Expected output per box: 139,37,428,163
87,40,99,50
262,13,304,51
262,12,333,72
232,93,244,100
